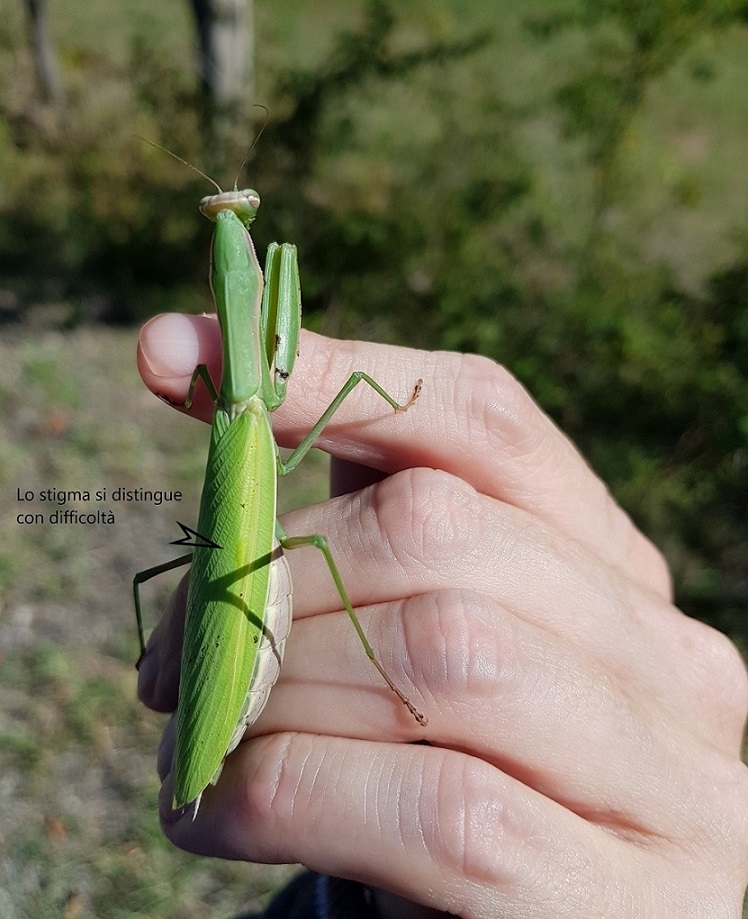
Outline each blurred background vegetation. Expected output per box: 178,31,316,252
1,0,747,915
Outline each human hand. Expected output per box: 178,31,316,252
137,313,748,918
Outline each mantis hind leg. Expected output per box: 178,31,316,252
279,529,427,726
132,553,192,665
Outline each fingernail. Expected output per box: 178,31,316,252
136,637,158,702
138,314,201,378
159,773,201,829
158,774,184,825
157,714,177,781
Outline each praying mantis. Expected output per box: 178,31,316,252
133,167,426,814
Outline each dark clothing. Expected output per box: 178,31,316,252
236,872,377,919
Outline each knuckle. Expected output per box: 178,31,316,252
406,589,512,704
681,618,748,724
454,353,533,450
637,539,674,599
373,468,485,573
429,753,579,898
722,759,748,836
312,343,355,404
604,491,675,600
429,753,516,887
729,762,748,858
694,755,748,868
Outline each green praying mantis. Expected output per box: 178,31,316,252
133,159,426,814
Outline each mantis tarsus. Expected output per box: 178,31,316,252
133,172,426,813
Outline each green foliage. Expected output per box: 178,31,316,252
529,0,745,231
553,266,748,634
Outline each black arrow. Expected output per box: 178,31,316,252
170,522,223,550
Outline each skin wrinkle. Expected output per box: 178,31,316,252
401,594,453,715
445,356,557,508
373,750,386,839
381,749,421,856
316,486,385,592
360,743,381,840
344,595,414,696
388,751,410,855
306,736,333,832
288,739,321,855
331,746,368,858
243,732,296,829
445,351,673,602
409,472,485,570
404,583,711,844
452,352,574,501
667,751,748,863
298,336,361,425
442,355,512,493
677,624,748,742
338,488,374,585
429,750,468,880
297,738,364,872
406,753,430,856
426,590,507,705
334,470,696,717
389,595,429,693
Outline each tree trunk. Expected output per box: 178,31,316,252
23,0,63,105
190,0,253,112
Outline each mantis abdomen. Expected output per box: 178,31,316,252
174,399,291,808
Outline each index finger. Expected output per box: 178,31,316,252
137,313,671,596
